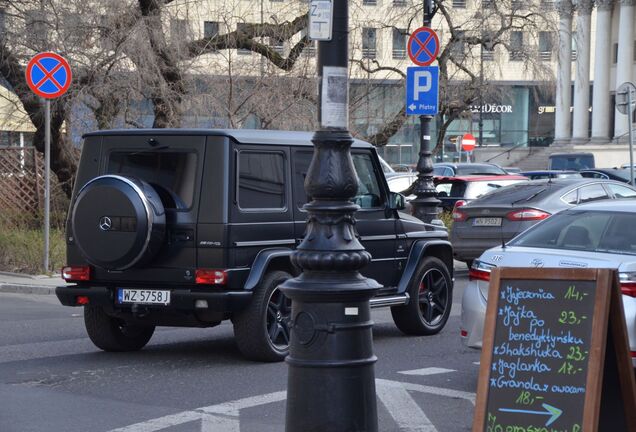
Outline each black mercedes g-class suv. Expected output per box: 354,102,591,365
56,129,454,362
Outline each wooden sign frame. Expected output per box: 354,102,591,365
472,268,636,432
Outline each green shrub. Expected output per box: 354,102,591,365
438,211,453,231
0,221,66,275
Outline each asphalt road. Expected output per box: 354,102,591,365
0,274,480,432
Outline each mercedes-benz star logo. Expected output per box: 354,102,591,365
99,216,112,231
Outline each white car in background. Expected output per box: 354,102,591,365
460,200,636,367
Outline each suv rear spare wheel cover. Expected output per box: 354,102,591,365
71,175,166,270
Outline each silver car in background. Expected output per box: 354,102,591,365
460,200,636,367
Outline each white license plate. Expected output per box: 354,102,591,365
473,217,502,226
117,289,170,305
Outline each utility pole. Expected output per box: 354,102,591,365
410,0,440,225
281,1,381,431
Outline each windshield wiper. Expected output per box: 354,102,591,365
511,187,547,206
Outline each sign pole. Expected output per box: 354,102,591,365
628,88,634,186
25,52,72,273
44,99,50,272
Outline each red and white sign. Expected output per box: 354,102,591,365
461,133,476,152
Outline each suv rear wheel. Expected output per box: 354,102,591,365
233,270,292,362
84,306,155,351
391,257,452,335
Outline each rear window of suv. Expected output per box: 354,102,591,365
108,151,197,209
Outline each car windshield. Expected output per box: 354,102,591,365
509,210,636,255
470,183,552,205
464,180,525,199
455,165,506,175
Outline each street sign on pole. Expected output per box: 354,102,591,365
617,82,636,186
406,66,439,116
25,52,72,272
308,0,333,41
407,27,440,66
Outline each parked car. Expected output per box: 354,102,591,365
548,152,595,171
580,168,635,184
434,175,529,212
433,162,508,177
386,172,417,193
450,178,636,266
55,129,454,362
502,167,522,174
520,170,581,180
460,200,636,367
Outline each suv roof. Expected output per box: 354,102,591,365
434,175,527,182
83,128,373,148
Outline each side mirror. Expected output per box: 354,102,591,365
388,192,406,211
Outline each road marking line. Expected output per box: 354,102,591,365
200,391,287,416
201,414,240,432
398,367,455,376
107,380,475,431
376,379,476,405
377,382,437,431
109,411,201,432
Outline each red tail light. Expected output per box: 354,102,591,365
506,209,551,221
452,208,468,222
62,266,91,282
469,268,491,282
454,200,467,208
620,282,636,297
195,269,228,285
76,296,90,305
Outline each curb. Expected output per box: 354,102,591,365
0,284,57,295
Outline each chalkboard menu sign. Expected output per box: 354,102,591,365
473,268,636,432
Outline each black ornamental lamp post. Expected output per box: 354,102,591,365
410,0,441,225
280,0,381,431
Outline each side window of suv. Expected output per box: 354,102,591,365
238,151,286,210
352,153,383,209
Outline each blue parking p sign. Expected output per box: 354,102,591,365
406,66,439,116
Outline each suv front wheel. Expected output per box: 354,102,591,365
232,270,292,362
84,306,155,351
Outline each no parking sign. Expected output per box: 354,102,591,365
25,52,72,99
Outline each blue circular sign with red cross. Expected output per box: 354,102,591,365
25,52,72,99
407,27,440,67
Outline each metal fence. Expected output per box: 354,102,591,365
0,147,69,227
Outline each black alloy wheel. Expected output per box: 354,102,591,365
417,266,449,328
233,270,292,362
266,286,292,351
391,256,452,335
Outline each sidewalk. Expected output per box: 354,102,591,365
0,271,66,295
0,260,469,296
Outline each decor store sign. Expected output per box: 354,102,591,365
470,104,513,114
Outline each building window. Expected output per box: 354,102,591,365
204,21,219,39
511,0,523,8
363,0,377,5
26,10,47,48
451,30,466,60
393,0,407,6
237,22,252,55
301,29,316,57
270,37,284,55
481,31,495,61
452,0,467,7
613,42,618,64
483,0,494,8
392,28,407,59
509,31,523,61
362,28,377,59
170,18,189,42
540,0,555,9
538,31,553,61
